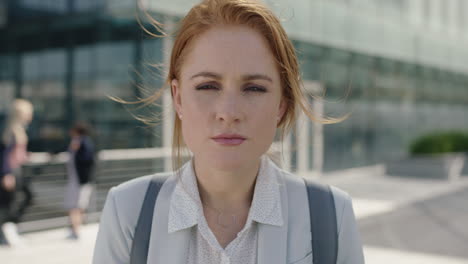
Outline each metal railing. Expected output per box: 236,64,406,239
15,142,290,232
16,148,169,232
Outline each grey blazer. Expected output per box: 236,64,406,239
93,164,365,264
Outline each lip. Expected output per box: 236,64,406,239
211,134,246,146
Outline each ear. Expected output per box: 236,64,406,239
278,98,287,123
171,79,182,117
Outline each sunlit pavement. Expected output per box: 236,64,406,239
0,224,98,264
2,171,468,264
2,223,468,264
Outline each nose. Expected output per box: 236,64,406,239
215,94,243,123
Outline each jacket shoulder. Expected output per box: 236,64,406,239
108,172,174,228
112,172,171,194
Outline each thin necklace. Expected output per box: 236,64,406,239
202,202,245,229
202,203,237,229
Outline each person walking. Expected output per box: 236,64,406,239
0,99,34,247
64,122,96,240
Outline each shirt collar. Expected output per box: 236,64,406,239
168,160,200,233
168,155,284,233
248,156,284,226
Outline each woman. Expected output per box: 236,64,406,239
0,99,34,247
64,122,95,240
93,0,364,263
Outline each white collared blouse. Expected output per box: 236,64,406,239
93,155,365,264
168,156,283,264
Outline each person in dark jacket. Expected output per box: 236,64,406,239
64,122,95,240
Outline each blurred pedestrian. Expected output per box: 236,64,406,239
64,122,95,240
94,0,364,263
0,99,34,247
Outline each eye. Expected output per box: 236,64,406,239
195,84,219,90
244,85,267,93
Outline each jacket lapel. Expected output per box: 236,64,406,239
257,172,289,264
146,175,191,264
257,223,288,264
147,227,191,264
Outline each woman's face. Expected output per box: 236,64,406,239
172,25,286,171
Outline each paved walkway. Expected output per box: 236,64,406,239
2,223,467,264
2,170,468,264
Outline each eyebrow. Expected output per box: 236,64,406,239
190,71,273,83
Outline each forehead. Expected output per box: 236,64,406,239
180,25,279,80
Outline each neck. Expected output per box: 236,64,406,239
193,158,260,213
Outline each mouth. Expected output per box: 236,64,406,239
211,134,246,146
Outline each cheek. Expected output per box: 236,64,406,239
251,102,280,139
181,117,203,154
179,94,209,148
181,93,210,121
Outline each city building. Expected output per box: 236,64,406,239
1,0,467,172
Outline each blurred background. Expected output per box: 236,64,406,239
0,0,467,263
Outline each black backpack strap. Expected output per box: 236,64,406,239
304,178,338,264
130,175,168,264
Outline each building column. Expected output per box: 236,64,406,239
281,131,292,172
296,110,309,176
162,15,175,171
310,81,325,178
296,81,325,178
461,0,468,38
407,0,424,28
447,0,459,35
428,0,442,31
312,98,324,177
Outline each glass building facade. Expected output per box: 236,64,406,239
1,0,468,171
0,0,166,153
